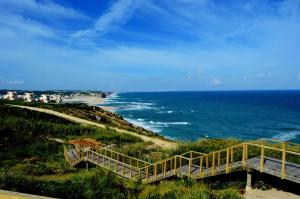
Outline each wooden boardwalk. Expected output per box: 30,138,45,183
64,139,300,184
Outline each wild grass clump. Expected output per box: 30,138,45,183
0,169,130,199
169,139,241,155
139,180,242,199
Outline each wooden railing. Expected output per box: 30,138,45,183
64,139,300,183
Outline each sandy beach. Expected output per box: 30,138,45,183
62,96,116,111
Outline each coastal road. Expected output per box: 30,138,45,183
10,105,177,149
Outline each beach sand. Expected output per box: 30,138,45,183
245,189,300,199
62,96,116,111
63,96,105,106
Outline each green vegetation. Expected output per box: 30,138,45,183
0,99,161,137
0,104,245,198
139,180,242,199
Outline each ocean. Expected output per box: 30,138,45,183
101,90,300,143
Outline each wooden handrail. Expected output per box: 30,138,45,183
64,139,300,183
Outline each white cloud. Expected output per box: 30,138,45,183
210,78,222,85
243,72,272,80
186,70,204,80
0,13,57,39
0,80,24,85
72,0,141,39
0,0,87,19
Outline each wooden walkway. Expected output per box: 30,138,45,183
64,139,300,184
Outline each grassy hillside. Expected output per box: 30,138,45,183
0,100,160,137
0,104,244,198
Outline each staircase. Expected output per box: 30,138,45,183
64,139,300,184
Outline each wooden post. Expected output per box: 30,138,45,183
226,148,230,173
146,166,149,182
174,156,177,175
170,159,173,170
245,144,248,160
189,157,192,176
130,158,132,179
246,171,252,191
260,145,264,172
180,156,182,167
281,142,286,179
206,156,209,168
199,156,203,177
122,164,125,176
242,144,246,167
155,164,157,180
217,152,220,166
212,153,215,176
231,148,234,163
164,160,167,178
115,160,118,173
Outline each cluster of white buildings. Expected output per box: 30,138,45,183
0,91,62,103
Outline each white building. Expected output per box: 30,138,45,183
3,91,17,100
23,92,34,102
50,94,62,103
40,94,50,103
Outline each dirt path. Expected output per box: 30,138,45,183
245,189,300,199
11,105,177,149
0,190,55,199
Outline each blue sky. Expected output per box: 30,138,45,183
0,0,300,91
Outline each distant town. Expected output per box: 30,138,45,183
0,90,111,104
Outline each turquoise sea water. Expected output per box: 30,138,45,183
102,91,300,143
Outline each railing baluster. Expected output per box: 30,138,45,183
146,166,149,182
174,156,177,175
281,142,286,179
189,156,192,176
164,160,167,178
217,152,220,166
130,158,132,179
205,155,209,169
231,148,234,163
260,145,264,172
155,164,157,180
199,156,203,177
212,153,215,176
180,156,182,167
242,144,246,167
226,148,230,173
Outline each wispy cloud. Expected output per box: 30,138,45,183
0,0,88,19
210,78,223,86
72,0,141,40
297,74,300,80
0,13,57,39
243,72,272,80
0,80,24,85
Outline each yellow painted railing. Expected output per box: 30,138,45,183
64,139,300,183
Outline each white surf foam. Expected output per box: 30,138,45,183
121,102,157,111
272,131,300,141
125,118,162,133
